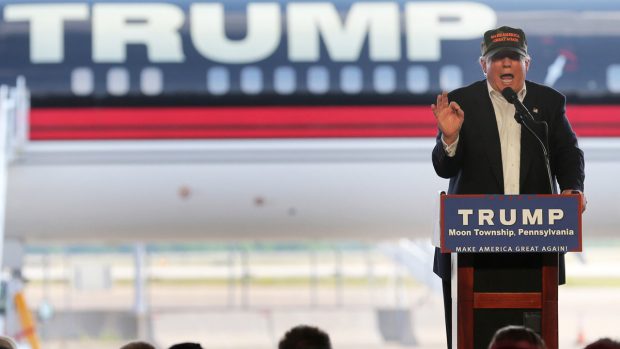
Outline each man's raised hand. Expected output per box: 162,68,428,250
431,92,464,145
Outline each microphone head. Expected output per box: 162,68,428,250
501,87,518,104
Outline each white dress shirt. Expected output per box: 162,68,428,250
442,81,527,194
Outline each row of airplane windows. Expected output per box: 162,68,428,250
70,65,465,96
70,64,620,96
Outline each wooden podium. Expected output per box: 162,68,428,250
441,194,582,349
451,252,558,349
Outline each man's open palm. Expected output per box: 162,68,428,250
431,92,464,144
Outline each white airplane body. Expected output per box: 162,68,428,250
5,138,618,242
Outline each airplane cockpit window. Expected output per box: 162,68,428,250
140,67,163,96
107,67,130,96
607,64,620,93
340,66,363,94
273,66,296,95
207,66,230,95
307,66,330,94
373,65,396,94
407,66,430,94
439,65,463,92
240,66,263,95
71,67,94,96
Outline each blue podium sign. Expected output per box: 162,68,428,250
440,194,582,253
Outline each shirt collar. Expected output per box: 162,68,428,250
487,80,527,102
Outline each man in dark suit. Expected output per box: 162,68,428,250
431,26,586,348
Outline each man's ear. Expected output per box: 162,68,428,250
525,58,531,72
479,58,487,75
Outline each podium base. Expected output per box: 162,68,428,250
451,253,559,349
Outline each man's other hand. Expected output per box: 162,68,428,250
561,189,587,213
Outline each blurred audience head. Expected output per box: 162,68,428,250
120,341,157,349
168,343,204,349
585,338,620,349
0,336,18,349
278,325,332,349
488,325,546,349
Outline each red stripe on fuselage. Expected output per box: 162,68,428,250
29,105,620,140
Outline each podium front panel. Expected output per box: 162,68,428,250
473,253,542,292
456,253,558,349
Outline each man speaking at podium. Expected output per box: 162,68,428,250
430,26,585,348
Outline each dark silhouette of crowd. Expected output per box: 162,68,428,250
107,323,618,349
278,325,332,349
168,343,204,349
487,326,547,349
585,338,620,349
0,336,18,349
120,341,157,349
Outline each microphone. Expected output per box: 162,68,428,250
500,87,554,193
501,87,535,124
500,86,519,104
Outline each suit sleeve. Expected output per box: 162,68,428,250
549,94,585,192
432,129,464,178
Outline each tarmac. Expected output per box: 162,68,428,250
25,284,620,349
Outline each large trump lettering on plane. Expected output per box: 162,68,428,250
2,1,496,64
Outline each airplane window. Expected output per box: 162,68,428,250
407,66,429,94
107,67,130,96
307,66,329,94
340,66,363,94
373,65,396,94
440,65,463,91
274,66,296,95
207,67,230,95
71,67,94,96
140,67,163,96
240,66,263,95
607,64,620,93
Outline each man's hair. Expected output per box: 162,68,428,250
488,325,546,349
0,336,18,349
585,338,620,349
278,325,332,349
169,343,203,349
479,53,531,67
120,341,157,349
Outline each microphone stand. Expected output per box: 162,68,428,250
514,111,554,194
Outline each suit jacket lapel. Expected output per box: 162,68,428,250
477,82,504,192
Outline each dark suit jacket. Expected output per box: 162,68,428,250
432,80,585,283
